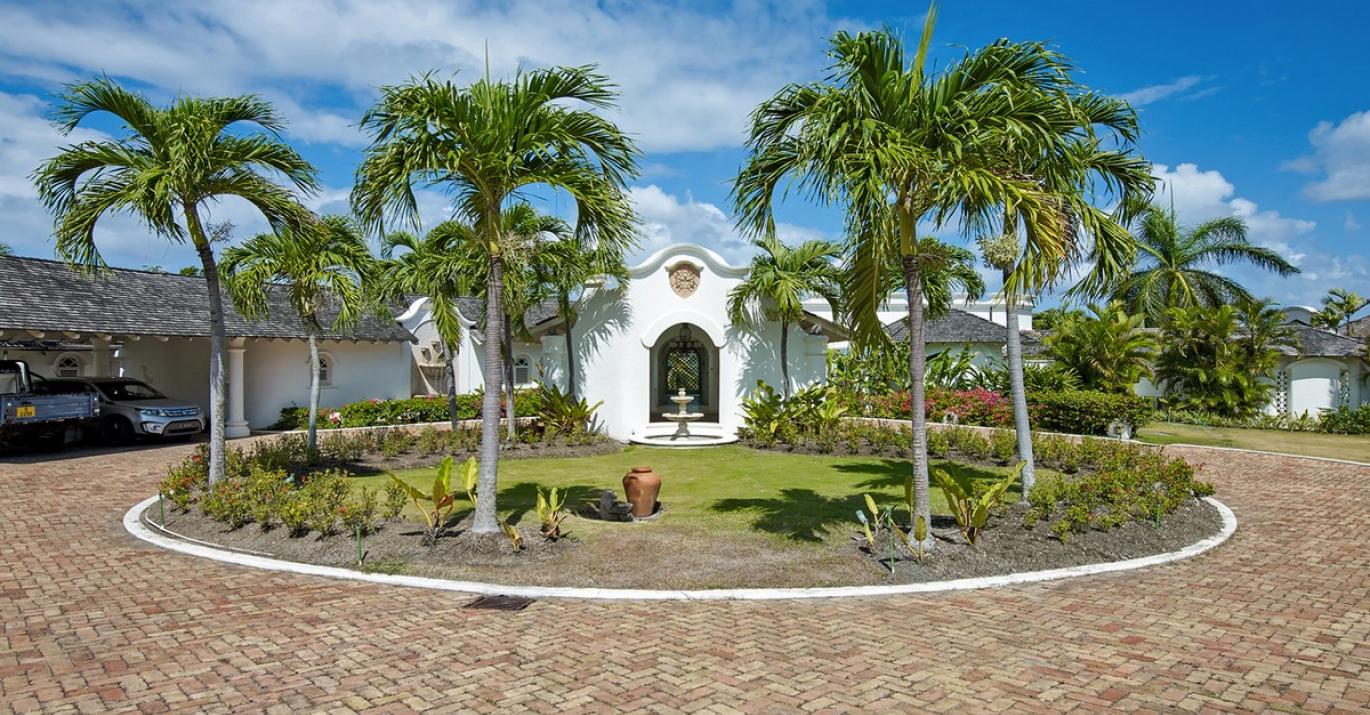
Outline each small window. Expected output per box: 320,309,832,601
514,355,531,386
309,353,335,387
55,355,83,378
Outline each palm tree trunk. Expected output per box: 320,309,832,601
903,255,932,548
306,331,320,455
473,253,504,534
1002,276,1035,501
444,344,459,431
186,202,227,486
503,312,517,446
564,311,578,397
780,319,790,398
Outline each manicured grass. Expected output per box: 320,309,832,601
1137,422,1370,464
355,445,1021,544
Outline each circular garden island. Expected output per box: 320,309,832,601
147,421,1224,590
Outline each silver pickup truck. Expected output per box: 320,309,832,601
0,359,100,449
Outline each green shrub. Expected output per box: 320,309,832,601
535,382,603,435
339,395,479,428
160,446,209,510
200,478,252,529
278,493,313,536
382,479,408,521
989,429,1016,464
1319,405,1370,435
300,470,352,535
1030,390,1153,436
244,466,291,526
1025,449,1213,540
1159,408,1321,432
340,487,381,534
250,433,315,472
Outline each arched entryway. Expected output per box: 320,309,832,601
648,323,720,424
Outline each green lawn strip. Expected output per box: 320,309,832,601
348,445,1028,548
1137,422,1370,464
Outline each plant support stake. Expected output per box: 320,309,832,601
159,492,165,526
355,524,364,566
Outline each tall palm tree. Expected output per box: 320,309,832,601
352,69,639,534
1112,204,1299,323
733,11,1071,544
221,215,377,453
981,92,1153,498
33,77,316,484
727,235,841,397
378,221,480,430
530,226,628,398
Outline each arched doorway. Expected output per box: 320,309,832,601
648,323,720,423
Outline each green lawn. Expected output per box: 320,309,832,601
349,445,1026,588
359,444,1020,543
1137,422,1370,463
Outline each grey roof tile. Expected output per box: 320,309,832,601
0,256,413,342
885,309,1021,344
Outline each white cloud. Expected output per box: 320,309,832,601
1149,163,1368,304
0,0,837,153
1284,110,1370,202
1121,76,1204,107
627,184,830,264
1345,211,1361,232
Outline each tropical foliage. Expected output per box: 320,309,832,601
1110,203,1299,323
222,215,377,452
1311,288,1368,335
1044,303,1157,393
351,67,639,534
33,77,316,484
1156,301,1296,417
727,234,841,397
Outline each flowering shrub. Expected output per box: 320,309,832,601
862,387,1014,427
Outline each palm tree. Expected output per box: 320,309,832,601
1044,302,1157,393
727,235,841,397
1112,204,1299,323
1157,300,1294,417
531,227,628,398
981,91,1153,498
221,215,376,453
378,221,480,430
352,69,639,535
33,77,316,484
0,241,12,256
1313,288,1369,334
733,12,1071,544
446,204,574,445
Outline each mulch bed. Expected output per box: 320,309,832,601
863,499,1223,583
144,497,1224,589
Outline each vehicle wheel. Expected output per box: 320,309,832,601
101,417,134,445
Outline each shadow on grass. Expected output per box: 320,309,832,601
496,481,605,525
711,489,868,543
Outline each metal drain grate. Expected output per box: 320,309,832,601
464,595,535,611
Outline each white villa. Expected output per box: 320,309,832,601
1,246,1365,442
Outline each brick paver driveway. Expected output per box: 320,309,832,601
2,442,1368,713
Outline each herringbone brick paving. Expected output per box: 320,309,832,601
1,442,1367,713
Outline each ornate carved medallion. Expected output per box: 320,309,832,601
668,262,701,298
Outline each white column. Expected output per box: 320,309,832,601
90,337,111,377
226,337,250,438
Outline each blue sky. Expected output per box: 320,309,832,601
1,0,1366,307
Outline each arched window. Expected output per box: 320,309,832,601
54,354,83,378
513,354,532,386
309,352,335,387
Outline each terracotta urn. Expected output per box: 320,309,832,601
623,466,661,518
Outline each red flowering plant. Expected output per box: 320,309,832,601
863,388,1013,428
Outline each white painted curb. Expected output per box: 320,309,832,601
124,496,1236,601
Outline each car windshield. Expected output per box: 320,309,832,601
97,381,164,401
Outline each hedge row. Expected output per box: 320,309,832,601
269,390,544,430
859,387,1152,436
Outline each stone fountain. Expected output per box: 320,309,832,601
662,388,703,440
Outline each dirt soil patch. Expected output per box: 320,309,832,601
144,497,1222,590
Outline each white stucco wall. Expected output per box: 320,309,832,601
242,339,411,428
1286,358,1346,417
570,244,830,441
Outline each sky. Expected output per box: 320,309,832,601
0,0,1367,308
